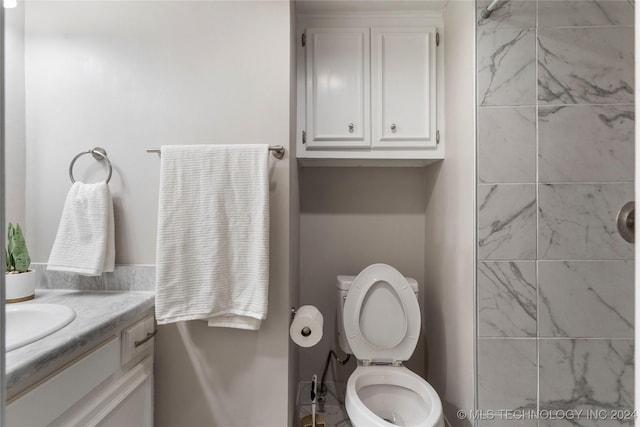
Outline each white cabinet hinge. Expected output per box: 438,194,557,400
302,130,306,144
436,32,440,47
436,130,440,144
302,33,306,47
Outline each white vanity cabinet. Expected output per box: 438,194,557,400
7,313,155,427
298,20,443,165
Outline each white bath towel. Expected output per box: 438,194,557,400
155,144,270,330
47,182,115,276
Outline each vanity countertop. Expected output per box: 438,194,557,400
6,289,155,395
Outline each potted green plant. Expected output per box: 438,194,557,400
5,223,35,303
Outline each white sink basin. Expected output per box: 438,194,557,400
6,304,76,351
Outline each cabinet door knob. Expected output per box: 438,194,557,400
348,123,354,132
390,123,397,132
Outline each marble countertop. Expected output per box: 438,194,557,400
6,289,155,394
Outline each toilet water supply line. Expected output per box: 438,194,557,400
318,349,351,408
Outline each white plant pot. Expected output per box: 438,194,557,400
5,269,36,303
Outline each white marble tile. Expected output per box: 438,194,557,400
538,0,634,28
478,184,536,260
538,261,634,338
538,28,634,105
477,0,536,30
539,339,634,413
478,107,536,183
478,29,536,106
539,106,634,183
478,261,536,337
538,184,634,260
478,339,537,411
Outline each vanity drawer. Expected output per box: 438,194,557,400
121,315,156,366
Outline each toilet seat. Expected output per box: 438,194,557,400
343,264,420,364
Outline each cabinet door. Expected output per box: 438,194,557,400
96,366,153,427
306,28,370,148
372,28,436,148
50,356,154,427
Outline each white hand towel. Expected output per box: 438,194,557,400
155,144,270,330
47,182,115,276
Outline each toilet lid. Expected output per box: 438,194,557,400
343,264,420,363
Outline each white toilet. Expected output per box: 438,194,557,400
336,263,444,427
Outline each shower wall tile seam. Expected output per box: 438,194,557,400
485,26,633,31
535,0,540,413
493,259,634,262
479,182,635,186
535,0,541,414
478,336,538,341
479,337,634,340
477,182,537,186
536,259,634,261
477,104,537,108
539,25,634,29
478,103,634,108
538,181,635,184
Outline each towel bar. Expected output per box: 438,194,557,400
146,145,285,160
69,147,113,184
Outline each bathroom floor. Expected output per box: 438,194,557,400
297,382,352,427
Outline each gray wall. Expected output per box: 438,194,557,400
1,6,6,426
476,0,634,423
298,166,428,383
5,4,25,230
22,2,295,426
424,2,476,426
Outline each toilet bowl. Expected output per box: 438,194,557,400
336,264,444,427
346,365,443,427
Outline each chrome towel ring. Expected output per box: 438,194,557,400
69,147,113,184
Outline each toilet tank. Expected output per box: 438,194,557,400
336,274,418,355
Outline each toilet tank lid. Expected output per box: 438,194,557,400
336,274,418,292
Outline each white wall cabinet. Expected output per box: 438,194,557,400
298,21,443,165
372,28,437,149
305,28,370,148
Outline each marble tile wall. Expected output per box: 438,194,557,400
476,1,634,425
